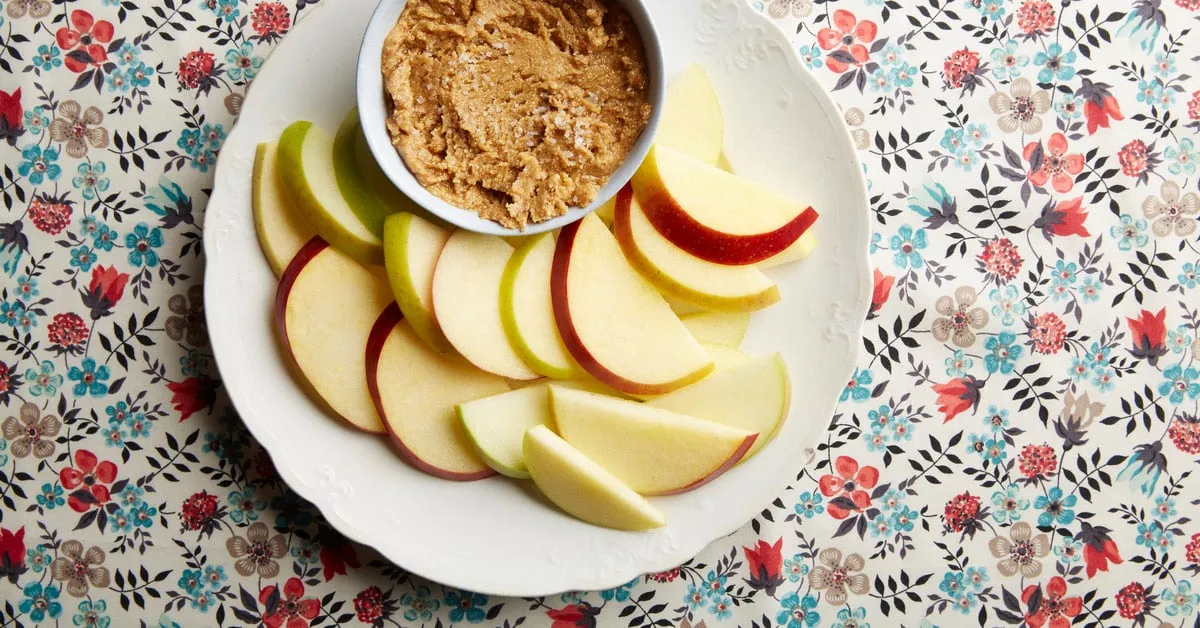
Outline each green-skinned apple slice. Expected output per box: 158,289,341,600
500,233,579,379
383,212,453,353
277,120,383,266
681,311,751,347
332,108,393,238
253,142,315,277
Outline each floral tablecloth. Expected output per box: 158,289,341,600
2,0,1200,626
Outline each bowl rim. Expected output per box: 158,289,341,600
354,0,666,236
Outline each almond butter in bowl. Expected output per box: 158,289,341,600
380,0,652,230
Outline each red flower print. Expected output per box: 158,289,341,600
1078,522,1123,578
1118,139,1149,177
1022,576,1082,628
1187,533,1200,564
251,2,292,39
59,449,117,512
743,538,785,595
931,376,983,422
178,50,216,90
260,578,320,628
55,10,115,72
0,87,21,144
943,48,981,89
815,10,876,73
868,269,894,319
648,567,679,582
1178,0,1200,10
82,265,129,319
48,313,89,349
1029,312,1067,354
1115,582,1147,620
1127,308,1168,365
1018,444,1057,479
167,376,219,421
353,586,385,623
1016,0,1056,34
1168,415,1200,454
1024,133,1084,193
318,538,360,581
817,455,879,519
180,491,220,531
943,492,981,532
0,526,24,584
1036,196,1089,238
547,603,598,628
28,197,71,235
1189,90,1200,121
0,362,11,403
978,238,1023,283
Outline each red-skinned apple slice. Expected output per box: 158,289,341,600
612,185,779,312
549,386,756,495
365,303,508,480
631,144,818,265
552,214,713,395
275,237,392,433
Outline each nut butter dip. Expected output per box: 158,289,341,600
381,0,652,229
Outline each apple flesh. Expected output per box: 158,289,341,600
682,311,751,347
277,120,384,266
333,108,394,238
702,343,750,371
432,231,539,380
523,425,666,531
552,214,712,395
631,144,817,265
612,186,779,312
655,63,723,165
500,233,579,379
647,353,791,459
550,386,755,495
253,142,315,277
382,212,453,353
275,237,392,433
366,304,508,480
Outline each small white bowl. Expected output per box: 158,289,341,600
355,0,665,236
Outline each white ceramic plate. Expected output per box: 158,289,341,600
204,0,871,596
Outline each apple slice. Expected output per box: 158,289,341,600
631,144,818,265
648,354,791,459
613,186,779,311
524,425,666,530
275,237,392,433
366,304,508,479
253,142,315,277
433,231,539,380
383,212,453,353
703,343,750,371
550,386,755,495
655,64,723,165
333,108,394,238
277,120,383,266
682,311,751,347
760,231,818,269
552,214,713,395
500,234,579,379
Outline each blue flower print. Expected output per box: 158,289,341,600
776,592,820,628
701,570,727,599
868,68,893,93
870,232,882,253
983,437,1007,465
118,484,144,509
74,599,111,628
125,223,163,268
227,488,266,524
0,301,21,328
177,128,203,156
68,357,111,397
1079,276,1101,303
115,42,140,67
784,554,810,582
18,144,62,184
23,107,50,135
969,0,1005,20
106,71,131,93
984,332,1023,374
1111,214,1150,251
1160,365,1200,404
177,569,204,596
890,506,918,532
940,128,967,154
952,148,981,171
14,274,36,297
102,425,126,448
795,490,825,518
1180,263,1199,289
890,225,927,269
989,285,1026,326
106,401,131,424
1153,51,1176,78
1165,138,1198,176
1054,94,1084,120
1163,581,1199,617
25,360,62,397
708,595,733,621
1035,487,1077,527
964,123,989,148
990,484,1029,524
37,482,64,509
126,62,155,89
400,586,440,622
683,584,706,610
601,577,639,601
444,591,487,623
191,591,217,612
70,246,97,271
841,369,874,402
19,583,63,622
32,44,62,71
890,62,917,89
1091,366,1115,392
798,43,824,71
833,607,870,628
130,501,157,528
201,123,226,150
879,43,905,68
125,412,151,439
201,0,241,23
1136,521,1166,548
939,571,967,597
225,44,263,82
1137,78,1164,104
203,565,227,591
26,545,51,573
1051,260,1078,288
964,566,989,591
945,349,974,377
870,513,893,537
983,405,1010,432
190,149,216,173
1035,43,1077,83
892,415,914,442
73,161,111,200
1168,326,1193,354
93,223,118,251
